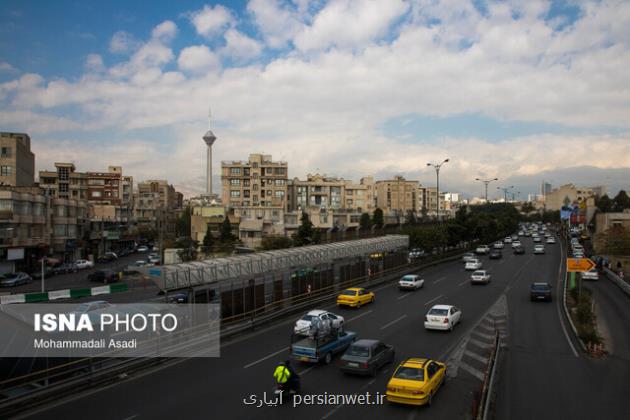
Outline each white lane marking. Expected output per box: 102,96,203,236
397,293,412,300
457,279,469,287
458,360,485,381
320,376,378,419
433,276,446,284
243,346,289,369
346,309,373,323
298,364,318,376
380,315,408,330
556,236,580,358
464,350,488,364
123,416,138,420
424,294,444,306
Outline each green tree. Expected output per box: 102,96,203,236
176,206,192,238
595,194,613,213
261,236,293,250
293,212,314,246
175,237,198,262
359,212,372,230
613,190,630,211
220,217,234,242
405,210,417,225
596,225,630,255
202,223,214,250
372,208,384,229
520,202,535,213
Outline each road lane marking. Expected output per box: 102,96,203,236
346,310,373,323
123,416,138,420
432,276,446,284
397,293,412,300
298,364,318,376
469,338,492,349
380,315,408,330
464,350,488,364
243,346,289,369
457,279,469,286
458,360,485,381
424,294,444,306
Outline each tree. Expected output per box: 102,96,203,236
359,212,372,230
405,210,417,225
176,206,192,238
219,217,234,242
293,212,314,246
175,237,198,262
595,225,630,255
520,202,535,213
613,190,630,212
202,223,214,251
596,194,613,213
372,208,384,229
261,236,293,250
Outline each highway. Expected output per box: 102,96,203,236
15,234,630,420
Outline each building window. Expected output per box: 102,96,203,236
230,191,241,198
275,168,286,175
275,179,285,186
275,191,285,198
243,179,250,187
0,199,12,211
230,179,241,186
0,166,12,176
92,191,102,198
252,163,258,168
230,167,241,175
1,147,11,158
244,190,250,198
58,167,69,181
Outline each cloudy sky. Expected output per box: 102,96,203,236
1,0,629,200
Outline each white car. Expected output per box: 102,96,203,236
462,252,476,263
533,237,541,243
511,241,522,248
137,246,149,253
74,259,94,269
503,237,512,244
533,245,545,254
294,310,344,335
399,274,425,290
581,269,599,281
546,237,556,244
134,260,147,267
475,245,490,255
493,242,504,249
424,305,462,331
465,259,483,270
471,270,491,284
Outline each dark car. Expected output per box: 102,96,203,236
0,272,33,287
489,250,502,259
530,282,552,302
167,292,189,303
97,252,118,263
88,269,119,284
513,246,525,255
339,339,395,376
30,266,55,280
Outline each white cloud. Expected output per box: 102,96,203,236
84,54,104,72
0,62,17,73
221,29,263,62
109,31,140,54
178,45,222,74
294,0,409,52
189,4,234,37
247,0,305,48
151,20,177,43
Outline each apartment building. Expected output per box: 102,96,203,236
133,180,180,241
545,184,597,211
375,176,422,217
221,154,288,246
0,132,35,187
423,187,446,217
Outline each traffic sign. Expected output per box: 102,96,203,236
567,258,596,272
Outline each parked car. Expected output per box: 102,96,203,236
513,246,526,255
581,269,599,281
167,292,189,303
465,259,482,270
39,257,62,267
148,255,161,265
530,282,552,301
74,259,94,270
424,305,462,331
294,309,344,335
88,269,119,284
30,266,55,280
340,339,395,376
475,245,490,255
398,274,425,290
53,263,79,275
471,270,491,284
408,248,426,259
493,242,504,249
533,245,545,254
386,358,447,406
462,252,476,263
0,272,33,287
134,260,147,267
137,245,149,253
489,250,502,259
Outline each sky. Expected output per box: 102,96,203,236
0,0,629,200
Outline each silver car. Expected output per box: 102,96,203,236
0,272,33,287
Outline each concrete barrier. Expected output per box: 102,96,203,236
604,268,630,297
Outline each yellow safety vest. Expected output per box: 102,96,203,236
273,365,291,384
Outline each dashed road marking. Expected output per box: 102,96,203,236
464,350,489,364
397,293,412,300
472,330,496,341
469,338,492,350
424,294,445,306
346,310,374,323
380,315,408,330
433,276,446,284
458,360,486,381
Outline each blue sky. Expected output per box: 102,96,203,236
0,0,628,198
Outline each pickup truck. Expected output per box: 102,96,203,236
291,330,357,364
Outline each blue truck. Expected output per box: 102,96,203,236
291,329,357,364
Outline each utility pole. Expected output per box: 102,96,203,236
427,159,449,222
497,186,514,203
475,177,498,202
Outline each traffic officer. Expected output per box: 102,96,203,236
273,361,291,386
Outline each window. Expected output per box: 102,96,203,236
0,166,12,176
253,184,259,191
243,190,250,198
275,168,286,175
243,179,250,187
230,167,241,175
275,179,285,186
0,199,12,211
1,147,11,158
59,183,69,193
252,162,258,168
230,191,241,198
92,191,102,198
230,179,241,186
58,167,69,181
275,191,285,198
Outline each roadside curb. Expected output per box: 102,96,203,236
0,283,128,305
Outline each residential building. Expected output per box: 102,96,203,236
423,187,446,217
0,132,35,187
221,154,288,247
544,184,596,211
133,179,180,242
375,176,422,217
190,205,239,245
595,210,630,235
39,163,88,200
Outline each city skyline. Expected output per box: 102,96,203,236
0,1,629,198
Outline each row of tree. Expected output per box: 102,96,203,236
595,190,630,213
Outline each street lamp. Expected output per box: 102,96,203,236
427,158,449,221
475,178,498,202
497,186,514,203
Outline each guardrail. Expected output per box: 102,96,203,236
0,283,128,305
477,331,500,420
560,234,587,352
603,268,630,297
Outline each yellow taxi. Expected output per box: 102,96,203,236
386,358,446,406
336,287,375,308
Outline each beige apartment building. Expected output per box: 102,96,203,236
423,187,446,217
0,132,35,187
133,180,180,241
221,154,288,247
375,176,422,217
544,184,598,211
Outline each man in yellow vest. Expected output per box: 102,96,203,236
273,360,300,393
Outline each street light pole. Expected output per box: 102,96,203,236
475,177,498,202
497,186,514,203
427,159,449,222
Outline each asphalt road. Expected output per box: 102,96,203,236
16,233,628,420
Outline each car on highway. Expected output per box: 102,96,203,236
408,248,426,259
339,339,395,376
0,272,33,287
533,244,545,254
294,310,345,335
291,329,357,364
489,250,502,259
470,270,491,284
546,237,556,244
493,241,504,249
533,236,541,243
148,254,161,265
424,305,462,331
475,245,490,255
513,245,525,255
399,274,424,290
88,269,119,284
530,282,552,301
74,259,94,270
581,269,599,281
573,251,584,258
462,252,476,263
386,358,446,406
511,240,522,248
465,258,482,270
336,287,375,308
503,237,512,244
167,292,189,303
